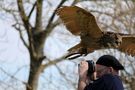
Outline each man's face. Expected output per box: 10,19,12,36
96,64,109,78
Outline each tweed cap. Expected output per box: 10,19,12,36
96,55,124,70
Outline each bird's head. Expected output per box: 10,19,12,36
99,32,122,48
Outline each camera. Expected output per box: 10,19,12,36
86,60,95,76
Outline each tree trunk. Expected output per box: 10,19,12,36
26,57,42,90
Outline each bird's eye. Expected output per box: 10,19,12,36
115,41,118,44
116,37,118,39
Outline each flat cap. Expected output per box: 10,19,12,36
96,55,124,70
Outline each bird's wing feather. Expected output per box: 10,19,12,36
56,6,102,37
119,36,135,56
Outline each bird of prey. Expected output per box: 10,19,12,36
56,6,135,59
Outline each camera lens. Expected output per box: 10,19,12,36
86,60,95,76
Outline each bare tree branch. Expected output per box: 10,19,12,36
13,24,29,49
12,12,29,49
0,67,28,87
28,1,37,19
17,0,31,30
55,65,77,89
38,54,69,73
46,0,66,29
35,0,43,32
17,0,36,58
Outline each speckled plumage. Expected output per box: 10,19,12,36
56,6,135,59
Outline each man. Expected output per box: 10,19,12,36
78,55,124,90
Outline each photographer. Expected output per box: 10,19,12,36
78,55,124,90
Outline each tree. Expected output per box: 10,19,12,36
15,0,78,90
0,0,135,90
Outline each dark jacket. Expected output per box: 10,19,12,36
84,74,124,90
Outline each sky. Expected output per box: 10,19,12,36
0,0,134,90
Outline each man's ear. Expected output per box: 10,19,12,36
108,67,114,73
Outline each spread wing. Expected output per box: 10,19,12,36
56,6,102,37
119,36,135,56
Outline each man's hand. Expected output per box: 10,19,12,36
78,61,89,90
78,61,89,81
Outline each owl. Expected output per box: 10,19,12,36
56,6,135,59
